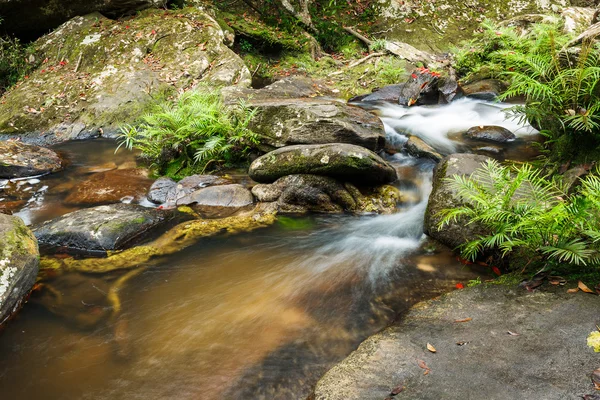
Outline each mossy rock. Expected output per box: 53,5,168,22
0,214,39,324
0,8,251,144
249,143,398,185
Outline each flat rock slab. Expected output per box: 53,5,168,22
314,285,600,400
34,203,175,255
249,143,397,185
0,141,63,178
0,214,39,324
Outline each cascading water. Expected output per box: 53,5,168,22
0,98,536,400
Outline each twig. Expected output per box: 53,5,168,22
74,53,83,73
252,63,261,76
328,52,386,76
343,26,373,47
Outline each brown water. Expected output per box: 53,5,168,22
0,99,536,399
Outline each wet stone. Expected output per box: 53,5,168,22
163,174,232,207
33,203,177,256
177,184,254,218
465,125,516,143
0,141,63,179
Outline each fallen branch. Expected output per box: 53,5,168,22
566,21,600,47
328,52,386,76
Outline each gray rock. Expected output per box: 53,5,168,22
0,0,166,39
398,69,439,106
163,174,232,207
177,184,254,207
314,285,600,400
247,98,386,152
34,203,176,255
465,125,516,143
0,214,39,324
405,136,443,162
461,79,507,98
249,144,397,185
474,146,504,156
147,177,177,204
424,154,491,249
356,84,405,103
0,141,63,178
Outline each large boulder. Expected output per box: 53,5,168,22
34,203,177,255
64,168,153,205
0,214,39,324
252,174,402,214
0,8,251,144
0,141,63,178
424,154,491,250
249,144,398,185
223,77,385,151
249,99,386,152
0,0,165,40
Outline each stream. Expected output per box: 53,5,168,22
0,99,538,399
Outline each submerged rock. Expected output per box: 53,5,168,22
249,144,397,185
65,168,153,206
34,203,177,256
313,285,600,400
465,125,516,143
0,141,63,178
0,214,39,324
0,8,250,144
424,154,491,250
177,184,254,218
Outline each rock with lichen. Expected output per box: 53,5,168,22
0,213,39,324
0,7,251,144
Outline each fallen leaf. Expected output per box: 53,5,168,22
456,341,469,346
417,359,431,375
581,394,600,399
491,266,502,276
579,281,595,294
427,343,437,353
507,330,521,336
454,317,472,323
455,282,465,289
567,287,580,293
592,368,600,389
390,385,404,395
548,276,567,285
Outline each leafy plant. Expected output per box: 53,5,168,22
117,89,260,177
239,38,254,53
0,19,36,94
369,39,387,52
438,160,600,270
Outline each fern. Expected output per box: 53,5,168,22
117,89,259,177
438,160,600,270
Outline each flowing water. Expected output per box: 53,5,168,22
0,99,537,399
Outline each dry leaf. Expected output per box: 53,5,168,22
592,368,600,390
390,385,404,395
456,341,469,346
579,281,595,294
567,287,580,293
507,330,521,336
427,343,437,353
417,359,431,375
548,276,566,285
454,317,472,323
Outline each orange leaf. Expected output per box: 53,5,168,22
491,266,501,276
455,282,464,289
567,287,579,293
427,343,437,353
417,359,431,374
578,281,595,294
454,317,472,323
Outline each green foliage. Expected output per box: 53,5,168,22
117,89,259,177
454,20,600,162
438,160,600,270
0,31,35,94
369,39,387,52
467,277,482,287
239,38,254,53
